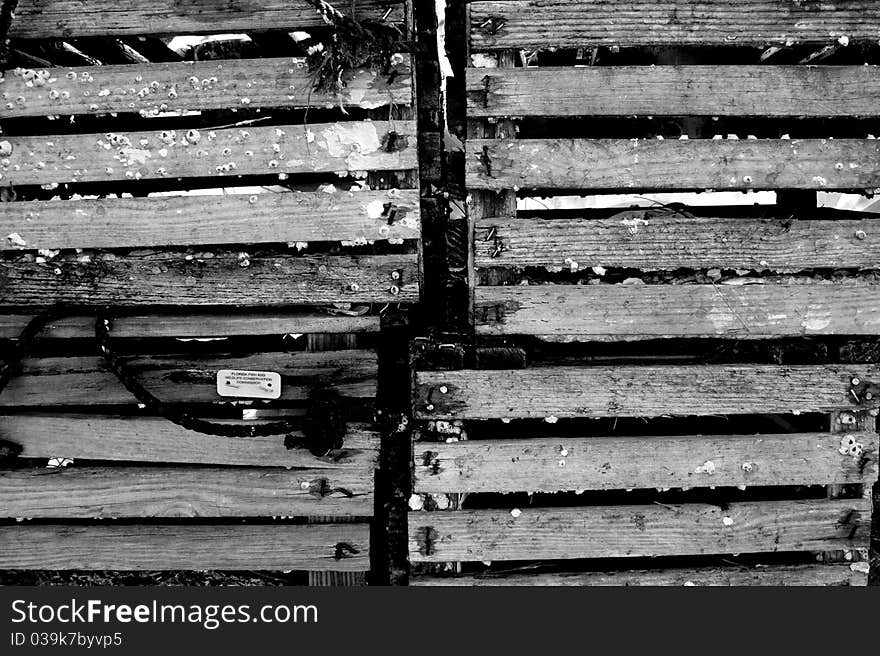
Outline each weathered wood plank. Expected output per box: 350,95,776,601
0,311,379,339
0,465,375,518
0,121,417,186
1,416,378,468
0,252,418,306
2,58,412,118
467,139,880,191
476,214,880,272
470,1,880,49
10,0,405,38
1,350,377,407
412,564,868,586
0,189,419,251
409,498,871,562
467,66,880,118
414,364,880,419
0,524,370,570
413,432,879,494
475,283,880,338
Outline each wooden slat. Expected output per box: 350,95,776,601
2,416,378,467
0,524,370,571
2,58,412,118
476,214,880,272
469,1,880,49
1,120,417,187
408,498,871,562
0,252,418,306
1,350,377,407
413,432,879,494
11,0,405,38
467,139,880,191
0,189,419,251
475,283,880,338
0,312,379,339
467,66,880,118
0,465,375,518
412,564,868,586
414,364,880,419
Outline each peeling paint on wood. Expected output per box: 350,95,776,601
0,121,417,186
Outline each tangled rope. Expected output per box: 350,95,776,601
1,310,347,453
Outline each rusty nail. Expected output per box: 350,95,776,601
348,282,360,292
391,270,401,281
852,377,861,386
389,285,400,295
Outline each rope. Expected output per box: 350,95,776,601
1,310,347,453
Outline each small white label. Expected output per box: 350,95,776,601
216,370,281,399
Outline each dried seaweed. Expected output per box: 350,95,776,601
304,0,402,94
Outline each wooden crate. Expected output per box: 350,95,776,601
0,0,417,584
407,0,880,585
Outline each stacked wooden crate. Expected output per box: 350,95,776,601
0,0,417,584
409,0,880,585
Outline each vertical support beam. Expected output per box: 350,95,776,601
466,49,517,330
413,0,446,333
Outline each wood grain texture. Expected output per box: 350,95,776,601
0,312,379,339
0,189,419,250
413,432,879,494
10,0,405,38
0,465,375,518
412,564,868,586
475,283,880,338
467,66,880,117
0,252,418,306
2,58,412,118
467,138,880,191
1,416,378,467
414,364,880,419
2,350,377,407
469,1,880,49
0,524,370,570
0,121,417,186
476,214,880,272
408,498,871,562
